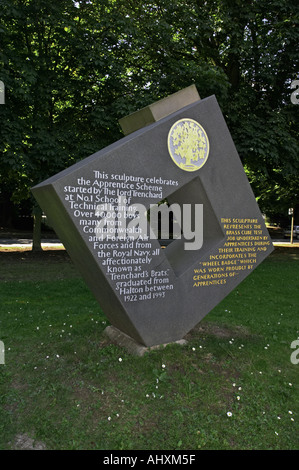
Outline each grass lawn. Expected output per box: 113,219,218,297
0,247,298,450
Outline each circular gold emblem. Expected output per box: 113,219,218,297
168,118,209,171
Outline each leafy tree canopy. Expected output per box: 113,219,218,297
0,0,298,228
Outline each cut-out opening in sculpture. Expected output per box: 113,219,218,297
147,177,225,277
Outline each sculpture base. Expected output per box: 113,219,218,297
103,325,188,357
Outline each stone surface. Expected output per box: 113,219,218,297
32,88,273,348
12,434,46,450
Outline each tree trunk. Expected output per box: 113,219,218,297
32,206,43,251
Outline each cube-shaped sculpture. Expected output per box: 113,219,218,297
32,89,273,347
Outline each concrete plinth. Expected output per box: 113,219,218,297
104,325,187,357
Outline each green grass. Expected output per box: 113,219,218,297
0,248,298,450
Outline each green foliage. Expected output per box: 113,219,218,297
0,248,298,449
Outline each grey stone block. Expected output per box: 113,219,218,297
32,88,273,348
